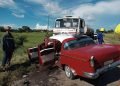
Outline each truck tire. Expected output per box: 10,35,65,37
65,65,75,79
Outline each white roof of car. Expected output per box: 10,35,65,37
49,34,74,43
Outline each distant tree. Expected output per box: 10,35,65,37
22,26,31,32
12,29,18,32
0,26,4,32
18,28,24,32
107,29,114,33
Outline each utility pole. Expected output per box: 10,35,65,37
47,15,50,30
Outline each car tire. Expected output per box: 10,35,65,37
65,65,75,79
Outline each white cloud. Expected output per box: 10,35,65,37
71,0,120,21
0,0,15,8
35,23,48,30
0,0,25,18
26,0,120,20
34,23,53,30
26,0,66,16
12,13,24,18
0,23,16,28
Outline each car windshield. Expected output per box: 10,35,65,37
64,37,95,49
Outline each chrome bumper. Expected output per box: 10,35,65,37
84,60,120,79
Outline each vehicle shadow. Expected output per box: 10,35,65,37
79,67,120,86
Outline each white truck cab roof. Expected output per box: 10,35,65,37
56,16,81,20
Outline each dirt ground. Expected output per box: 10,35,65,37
12,65,120,86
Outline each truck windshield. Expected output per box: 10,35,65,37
64,38,95,49
55,18,78,28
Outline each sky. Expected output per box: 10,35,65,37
0,0,120,30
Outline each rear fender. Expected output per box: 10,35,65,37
114,45,120,60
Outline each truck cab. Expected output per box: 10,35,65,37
53,16,85,35
53,16,94,39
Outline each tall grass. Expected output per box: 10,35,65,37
104,33,120,44
0,32,48,61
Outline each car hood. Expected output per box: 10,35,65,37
67,44,120,66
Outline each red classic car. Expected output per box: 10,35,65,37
28,34,120,79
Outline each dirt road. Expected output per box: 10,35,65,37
12,65,120,86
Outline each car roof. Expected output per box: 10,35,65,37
49,34,74,43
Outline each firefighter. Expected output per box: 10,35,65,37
97,28,104,44
1,26,15,70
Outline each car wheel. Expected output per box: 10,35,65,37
65,65,75,79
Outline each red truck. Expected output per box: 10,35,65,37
28,34,120,79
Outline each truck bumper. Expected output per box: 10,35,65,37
83,60,120,79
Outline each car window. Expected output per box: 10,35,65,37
64,37,95,50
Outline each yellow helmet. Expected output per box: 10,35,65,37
100,28,105,32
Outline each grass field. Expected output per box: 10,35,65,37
0,32,48,61
104,33,120,44
0,32,120,85
0,32,50,85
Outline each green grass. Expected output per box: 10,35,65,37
0,32,50,85
0,32,120,85
104,33,120,44
0,32,49,61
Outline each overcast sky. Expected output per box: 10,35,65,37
0,0,120,30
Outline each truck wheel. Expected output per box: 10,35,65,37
65,65,75,79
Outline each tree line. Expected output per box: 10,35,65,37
0,25,114,33
0,26,52,32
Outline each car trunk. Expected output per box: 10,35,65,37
70,44,120,68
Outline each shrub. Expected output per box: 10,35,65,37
14,35,27,49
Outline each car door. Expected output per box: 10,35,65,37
38,42,55,65
28,47,39,62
